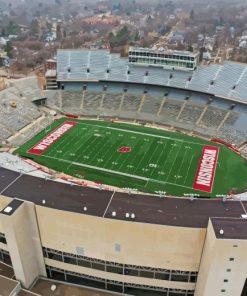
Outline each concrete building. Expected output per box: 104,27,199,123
0,167,247,295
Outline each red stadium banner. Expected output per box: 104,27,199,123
193,145,219,193
28,121,77,155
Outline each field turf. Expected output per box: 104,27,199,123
15,117,247,198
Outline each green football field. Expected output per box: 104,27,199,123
15,117,247,198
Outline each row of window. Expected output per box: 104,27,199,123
129,51,196,61
0,233,6,245
0,248,12,266
46,265,195,296
129,58,195,69
43,247,198,283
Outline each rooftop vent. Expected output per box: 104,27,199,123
4,206,12,213
112,211,116,217
51,285,57,292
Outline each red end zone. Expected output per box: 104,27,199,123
193,145,219,193
28,121,77,155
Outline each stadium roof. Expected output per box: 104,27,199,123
56,49,247,104
1,167,247,229
211,218,247,240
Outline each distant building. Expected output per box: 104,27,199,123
216,26,225,33
202,51,211,61
0,37,9,46
170,31,185,44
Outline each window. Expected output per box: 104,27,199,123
64,255,77,265
226,269,231,272
91,262,105,271
115,243,121,252
171,273,189,282
0,234,6,244
47,250,63,262
224,279,228,283
221,289,226,292
229,258,234,261
140,270,154,278
155,272,170,280
42,248,198,283
106,265,123,274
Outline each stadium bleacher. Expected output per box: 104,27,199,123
56,50,247,103
0,77,43,144
45,83,247,148
0,51,246,152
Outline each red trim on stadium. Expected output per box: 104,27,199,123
193,145,219,193
211,138,239,154
28,121,77,155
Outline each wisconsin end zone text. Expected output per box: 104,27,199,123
193,146,219,193
28,121,77,155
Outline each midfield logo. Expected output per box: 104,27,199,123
117,147,132,153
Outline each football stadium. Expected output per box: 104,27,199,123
0,48,247,296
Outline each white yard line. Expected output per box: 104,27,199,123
183,155,195,185
149,140,168,178
175,149,188,183
158,142,175,178
165,142,184,182
41,154,192,190
75,121,206,146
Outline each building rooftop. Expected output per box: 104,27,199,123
0,262,14,279
211,218,247,240
1,167,247,228
0,275,19,296
129,47,198,56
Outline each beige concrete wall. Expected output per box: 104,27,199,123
45,258,196,290
195,220,247,296
0,196,12,234
37,206,206,272
0,201,46,288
